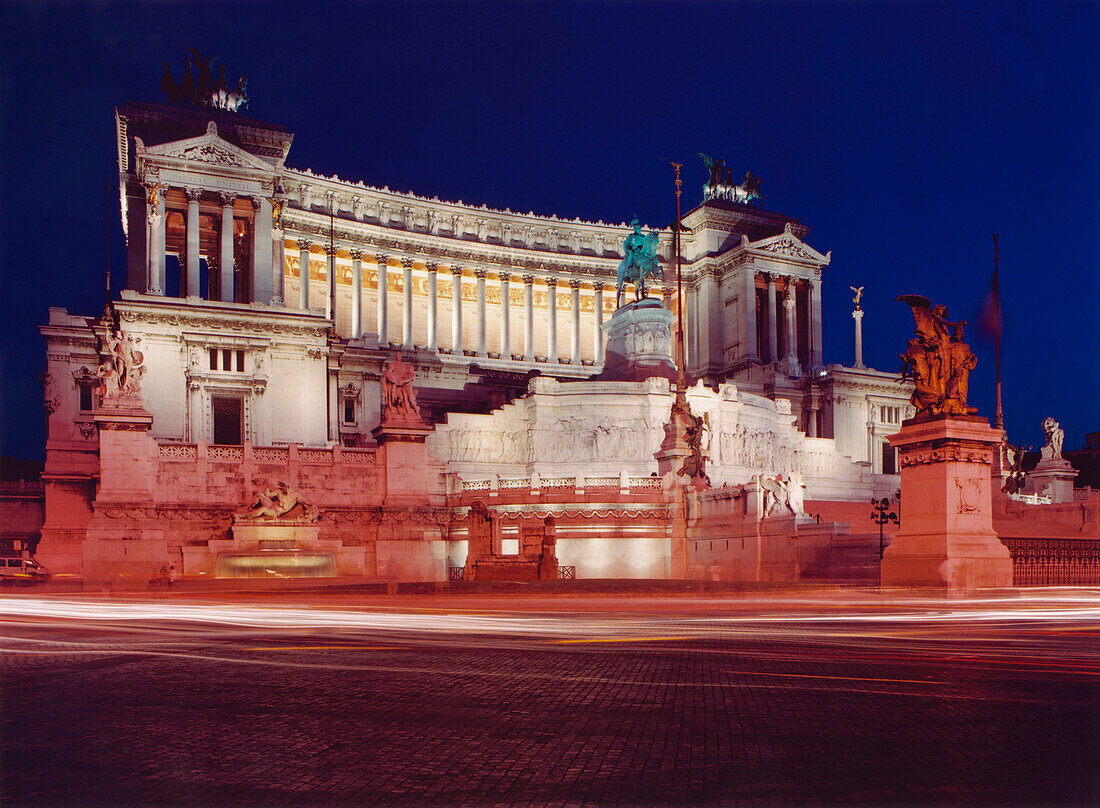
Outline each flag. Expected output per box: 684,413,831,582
978,247,1002,344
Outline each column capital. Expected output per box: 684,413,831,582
451,265,464,278
323,244,337,256
297,239,312,251
425,261,439,273
349,248,364,260
376,254,389,267
219,191,237,207
250,195,263,211
474,267,487,280
499,271,512,283
401,256,414,270
184,187,204,202
522,274,535,285
545,276,558,288
593,281,606,293
568,277,582,289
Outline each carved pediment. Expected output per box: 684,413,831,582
748,223,830,265
140,122,275,174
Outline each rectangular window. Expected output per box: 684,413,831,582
212,397,243,445
882,441,897,475
79,385,92,411
222,350,232,372
500,538,519,556
209,348,218,370
343,398,355,424
236,350,245,372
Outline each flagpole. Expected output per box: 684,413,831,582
993,233,1003,430
672,161,685,390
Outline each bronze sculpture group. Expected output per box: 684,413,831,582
896,295,978,418
160,48,248,112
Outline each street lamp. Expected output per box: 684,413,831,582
871,494,899,560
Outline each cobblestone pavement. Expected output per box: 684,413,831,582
2,597,1099,806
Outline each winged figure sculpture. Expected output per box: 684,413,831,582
896,295,978,418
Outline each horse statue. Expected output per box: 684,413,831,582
615,218,662,308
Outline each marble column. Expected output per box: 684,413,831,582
324,244,337,321
147,188,166,295
219,192,236,303
426,263,438,351
569,277,581,365
785,289,798,371
810,277,823,369
184,188,201,297
546,277,558,362
272,230,285,305
350,250,363,338
594,282,605,364
251,196,273,305
853,308,865,368
475,268,487,357
402,257,414,348
297,240,311,310
451,266,464,354
743,269,757,361
523,274,534,362
376,254,389,347
766,274,778,363
499,271,511,359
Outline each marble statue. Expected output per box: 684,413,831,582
97,328,145,405
615,218,662,308
897,295,978,418
1041,417,1064,461
241,482,318,522
759,471,806,517
381,353,422,424
1001,440,1028,494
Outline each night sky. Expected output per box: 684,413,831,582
1,2,1097,463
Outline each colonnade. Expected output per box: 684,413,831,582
756,272,822,370
143,185,277,305
292,243,612,366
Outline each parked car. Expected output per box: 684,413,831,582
0,557,51,583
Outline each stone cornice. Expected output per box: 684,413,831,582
114,294,329,338
283,209,634,282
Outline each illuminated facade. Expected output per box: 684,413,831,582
37,100,916,583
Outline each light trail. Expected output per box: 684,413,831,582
0,590,1097,641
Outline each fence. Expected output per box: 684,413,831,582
1001,538,1100,586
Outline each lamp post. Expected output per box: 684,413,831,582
871,494,899,559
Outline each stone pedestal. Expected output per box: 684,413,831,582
81,405,165,584
598,299,676,381
1026,459,1078,504
371,422,440,508
882,415,1012,593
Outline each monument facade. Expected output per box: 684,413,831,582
35,68,919,583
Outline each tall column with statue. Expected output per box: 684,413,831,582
851,285,865,368
883,294,1011,593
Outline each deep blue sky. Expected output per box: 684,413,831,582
1,1,1097,462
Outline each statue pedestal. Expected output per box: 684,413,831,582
599,299,676,381
371,421,441,508
1026,459,1078,503
882,415,1012,593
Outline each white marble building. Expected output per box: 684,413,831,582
44,100,912,500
